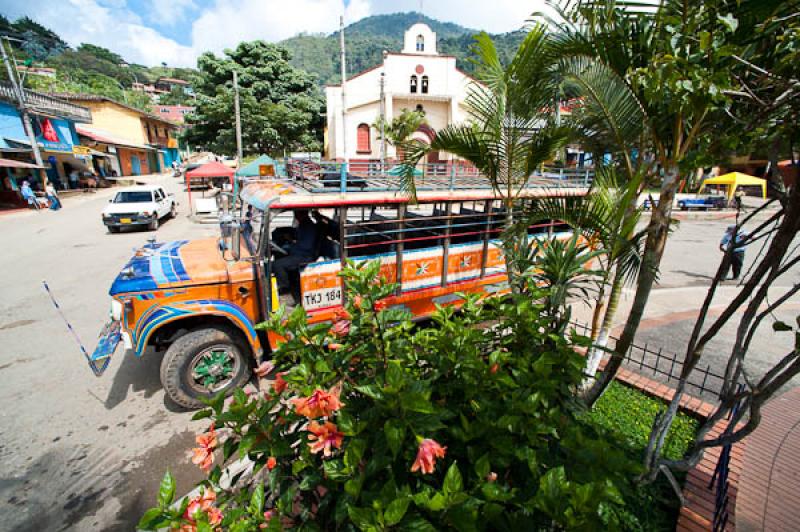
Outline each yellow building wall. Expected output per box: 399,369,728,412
82,102,148,145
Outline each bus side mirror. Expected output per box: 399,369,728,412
232,222,241,261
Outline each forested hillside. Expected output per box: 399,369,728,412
0,15,195,110
280,12,525,85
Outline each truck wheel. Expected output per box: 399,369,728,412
149,216,159,231
169,204,177,219
160,326,252,409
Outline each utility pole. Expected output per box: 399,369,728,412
339,15,348,163
1,38,46,188
379,72,386,174
233,70,243,165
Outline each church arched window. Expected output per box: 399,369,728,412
416,35,425,52
410,75,418,93
356,124,371,153
421,75,429,94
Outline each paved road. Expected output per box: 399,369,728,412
573,212,800,399
0,174,217,531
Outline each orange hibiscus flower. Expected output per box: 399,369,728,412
410,438,447,474
267,456,277,470
191,423,217,472
291,387,344,419
184,488,223,528
307,421,344,457
273,372,288,394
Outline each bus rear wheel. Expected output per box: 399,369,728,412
160,326,252,409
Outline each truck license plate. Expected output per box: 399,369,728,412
120,218,132,224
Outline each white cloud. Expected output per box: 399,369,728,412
0,0,541,66
147,0,198,27
367,0,543,34
189,0,369,57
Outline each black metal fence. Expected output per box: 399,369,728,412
570,321,727,399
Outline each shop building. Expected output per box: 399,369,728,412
49,94,181,175
0,85,92,205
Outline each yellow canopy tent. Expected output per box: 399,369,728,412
698,172,767,200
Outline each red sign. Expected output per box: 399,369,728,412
41,118,59,143
415,64,425,74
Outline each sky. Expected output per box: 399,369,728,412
0,0,543,67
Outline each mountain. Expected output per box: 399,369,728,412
279,12,524,86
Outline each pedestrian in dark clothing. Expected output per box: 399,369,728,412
273,210,320,294
719,225,748,280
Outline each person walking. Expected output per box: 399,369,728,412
45,181,61,210
719,225,748,281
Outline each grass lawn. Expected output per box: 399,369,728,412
585,381,701,531
589,381,699,461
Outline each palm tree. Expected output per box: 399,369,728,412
519,166,645,391
373,108,427,149
397,26,572,288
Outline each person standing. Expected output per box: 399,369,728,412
68,167,79,190
45,181,61,210
719,225,748,281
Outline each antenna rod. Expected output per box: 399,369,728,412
340,15,349,163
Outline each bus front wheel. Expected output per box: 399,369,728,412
160,326,252,409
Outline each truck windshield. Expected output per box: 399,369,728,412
114,191,153,203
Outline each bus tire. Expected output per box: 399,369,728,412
160,326,252,410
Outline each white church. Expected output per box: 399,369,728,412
325,22,476,163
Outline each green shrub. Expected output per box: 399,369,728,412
140,261,660,531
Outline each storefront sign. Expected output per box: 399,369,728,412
35,117,76,153
72,146,92,155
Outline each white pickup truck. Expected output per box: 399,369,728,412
102,185,177,232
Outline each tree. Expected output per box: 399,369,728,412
372,108,427,152
546,0,741,406
184,41,324,156
519,166,645,389
639,0,800,480
399,27,571,288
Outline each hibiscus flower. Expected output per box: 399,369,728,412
191,424,218,472
411,438,447,474
183,488,223,529
267,456,277,470
273,372,288,394
291,387,344,418
307,421,344,457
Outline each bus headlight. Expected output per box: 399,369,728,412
110,299,123,321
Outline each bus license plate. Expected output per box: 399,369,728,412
303,287,342,311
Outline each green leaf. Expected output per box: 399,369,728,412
191,409,212,421
384,419,406,457
773,321,793,332
386,360,404,389
323,459,350,481
157,471,175,508
355,384,384,400
345,438,367,469
427,492,447,511
347,506,377,532
474,454,490,479
137,508,165,530
443,462,463,496
239,432,258,458
315,359,331,373
197,521,212,532
384,497,410,526
249,483,265,516
400,391,434,414
717,13,739,33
